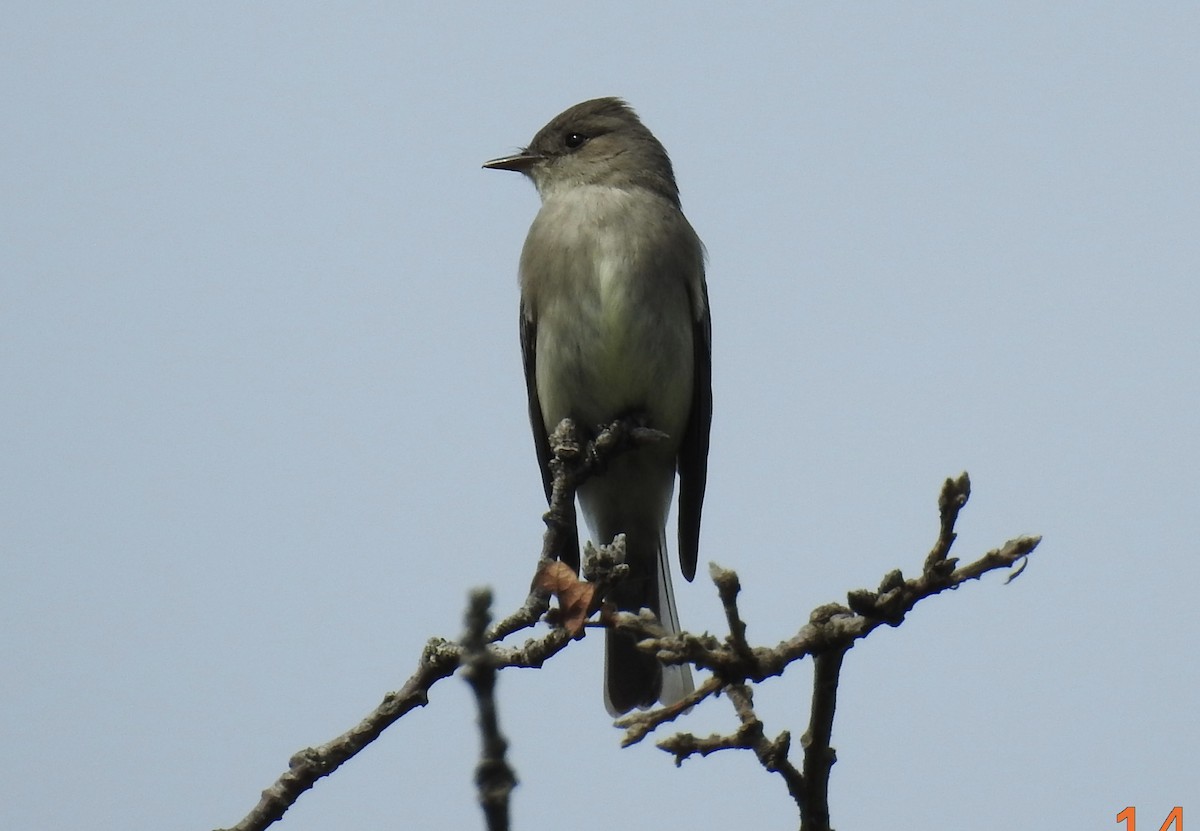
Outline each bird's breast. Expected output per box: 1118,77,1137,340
521,187,698,441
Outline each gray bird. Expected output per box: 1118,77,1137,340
484,98,711,714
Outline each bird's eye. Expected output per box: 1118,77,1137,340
564,132,588,149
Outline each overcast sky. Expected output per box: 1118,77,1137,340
3,3,1197,830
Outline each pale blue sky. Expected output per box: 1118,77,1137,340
3,3,1197,829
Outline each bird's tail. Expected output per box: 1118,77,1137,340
604,528,694,715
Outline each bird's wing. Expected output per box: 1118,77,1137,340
677,278,712,583
521,304,580,572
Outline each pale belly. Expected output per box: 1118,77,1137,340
521,183,701,451
534,275,694,447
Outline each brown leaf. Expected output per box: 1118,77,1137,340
534,561,597,637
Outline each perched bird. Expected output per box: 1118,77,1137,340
484,98,712,714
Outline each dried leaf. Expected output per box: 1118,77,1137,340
534,561,597,637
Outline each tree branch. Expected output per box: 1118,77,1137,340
620,471,1039,830
462,589,516,831
216,432,1040,831
214,418,648,831
799,649,845,831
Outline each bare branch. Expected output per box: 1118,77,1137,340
215,417,649,831
615,473,1040,829
218,432,1039,831
540,418,666,563
924,470,970,575
214,638,462,831
799,650,845,831
657,685,805,806
486,589,551,643
710,562,754,662
462,589,517,831
617,675,725,746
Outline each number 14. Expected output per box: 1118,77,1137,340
1117,807,1183,830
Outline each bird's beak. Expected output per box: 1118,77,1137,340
482,151,541,172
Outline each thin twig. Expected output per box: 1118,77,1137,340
215,417,650,831
655,684,805,806
924,471,970,575
462,589,517,831
214,638,462,831
625,474,1039,830
219,460,1040,831
710,563,755,662
799,649,846,831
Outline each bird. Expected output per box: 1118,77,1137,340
484,97,711,714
